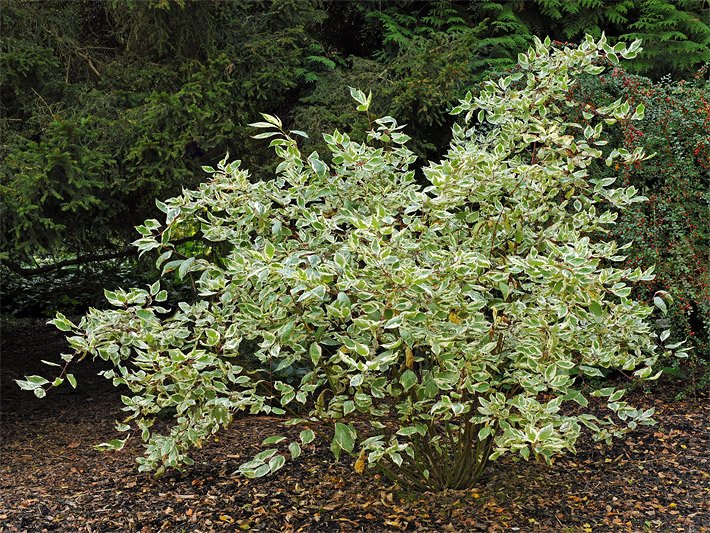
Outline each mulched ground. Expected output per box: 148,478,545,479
1,318,708,532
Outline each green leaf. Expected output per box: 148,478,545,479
252,131,281,140
260,113,282,127
653,296,667,314
566,389,588,407
52,313,74,332
262,435,287,446
135,309,153,321
149,280,160,295
253,464,271,478
289,442,301,460
269,454,286,473
309,343,322,365
343,400,355,415
478,425,492,440
609,389,625,402
349,87,367,106
400,369,417,391
255,449,278,461
178,257,195,279
204,328,220,347
25,375,49,387
632,103,645,120
309,157,327,178
264,241,275,260
588,301,602,317
353,341,369,357
248,121,276,129
94,437,128,452
299,429,315,445
334,423,355,454
580,365,605,378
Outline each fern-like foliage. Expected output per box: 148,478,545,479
487,0,710,76
620,0,710,75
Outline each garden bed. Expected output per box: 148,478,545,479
1,318,707,532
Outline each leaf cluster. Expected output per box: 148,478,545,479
20,36,690,490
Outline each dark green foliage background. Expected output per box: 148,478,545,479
574,68,709,385
1,0,708,376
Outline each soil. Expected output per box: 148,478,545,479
1,318,708,532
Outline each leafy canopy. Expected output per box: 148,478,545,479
20,34,689,490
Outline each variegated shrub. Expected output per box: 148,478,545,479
19,35,688,490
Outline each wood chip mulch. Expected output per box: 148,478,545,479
1,318,708,532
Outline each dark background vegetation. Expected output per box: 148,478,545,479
1,0,708,386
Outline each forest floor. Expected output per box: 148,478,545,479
1,317,708,532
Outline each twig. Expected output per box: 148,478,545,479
2,235,201,276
